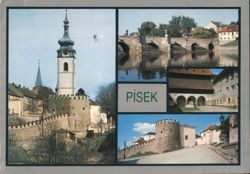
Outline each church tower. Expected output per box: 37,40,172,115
35,60,43,87
56,10,76,95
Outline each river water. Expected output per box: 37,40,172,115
118,49,238,82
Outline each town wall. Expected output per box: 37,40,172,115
118,119,187,159
9,114,71,140
48,94,91,132
155,119,181,153
118,139,157,159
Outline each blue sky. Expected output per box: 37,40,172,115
118,114,229,149
210,68,223,75
119,9,239,35
9,9,115,99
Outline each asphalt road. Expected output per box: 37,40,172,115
119,145,229,164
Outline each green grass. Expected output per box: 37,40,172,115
221,40,238,47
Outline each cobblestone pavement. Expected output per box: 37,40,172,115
195,106,238,112
119,145,230,164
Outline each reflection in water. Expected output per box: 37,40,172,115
118,50,167,82
169,50,238,67
118,48,238,81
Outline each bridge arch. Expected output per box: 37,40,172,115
191,42,200,51
118,40,130,53
171,43,182,49
147,42,159,49
208,42,214,51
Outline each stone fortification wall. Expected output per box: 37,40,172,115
118,139,157,159
48,94,91,132
118,119,183,159
9,114,71,140
155,119,181,153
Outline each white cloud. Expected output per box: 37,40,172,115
133,122,155,134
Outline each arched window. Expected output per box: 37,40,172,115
64,62,68,71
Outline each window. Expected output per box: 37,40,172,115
83,107,85,110
64,62,68,71
185,135,188,140
226,87,229,91
228,98,231,104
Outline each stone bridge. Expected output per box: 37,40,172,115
118,36,219,53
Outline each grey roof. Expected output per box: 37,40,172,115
8,83,36,99
35,62,43,87
8,84,24,97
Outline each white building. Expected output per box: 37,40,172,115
196,125,221,145
56,12,76,95
206,21,222,33
218,25,239,44
142,132,156,141
212,68,238,107
180,125,195,148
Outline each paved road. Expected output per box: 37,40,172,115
196,106,238,112
119,145,229,164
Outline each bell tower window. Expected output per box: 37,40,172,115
64,62,68,71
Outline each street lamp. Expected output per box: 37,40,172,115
220,114,225,125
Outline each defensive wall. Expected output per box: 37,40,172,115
48,94,91,132
9,114,71,140
118,119,185,159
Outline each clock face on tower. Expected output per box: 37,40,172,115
63,49,68,56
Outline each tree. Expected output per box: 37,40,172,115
166,16,197,37
192,27,217,39
139,21,157,36
166,16,182,37
230,21,238,25
76,88,86,96
155,24,168,37
180,16,197,35
95,82,115,121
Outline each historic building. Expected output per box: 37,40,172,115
218,25,239,43
169,69,214,109
9,11,112,141
169,68,239,111
196,114,238,146
212,68,238,108
56,11,76,95
206,21,222,33
8,83,43,120
196,125,221,145
46,12,111,137
118,119,195,159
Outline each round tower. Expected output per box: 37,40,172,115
155,119,181,153
56,10,76,95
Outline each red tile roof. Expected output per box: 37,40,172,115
219,25,238,33
169,78,214,90
201,125,220,133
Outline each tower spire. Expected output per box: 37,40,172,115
35,60,43,87
57,9,76,58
